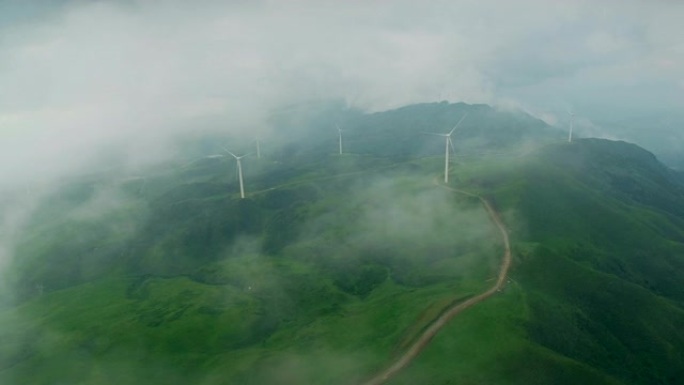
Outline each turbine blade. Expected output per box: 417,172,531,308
219,144,239,159
449,137,456,155
448,112,469,136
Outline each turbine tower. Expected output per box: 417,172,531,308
221,146,249,199
568,110,575,143
424,113,468,184
336,124,343,154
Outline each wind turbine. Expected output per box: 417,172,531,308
568,110,575,143
424,113,468,184
336,124,343,154
221,146,249,199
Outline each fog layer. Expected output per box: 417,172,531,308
1,0,683,186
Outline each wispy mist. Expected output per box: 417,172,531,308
1,0,683,187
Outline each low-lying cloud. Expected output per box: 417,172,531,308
1,0,683,187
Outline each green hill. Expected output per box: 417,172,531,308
1,103,683,385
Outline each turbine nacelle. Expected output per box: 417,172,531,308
220,146,250,160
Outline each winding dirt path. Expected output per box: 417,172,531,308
360,182,512,385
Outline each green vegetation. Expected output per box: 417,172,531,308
0,153,499,384
1,103,684,384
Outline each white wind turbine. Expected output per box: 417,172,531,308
336,124,344,154
424,113,468,184
568,110,575,143
221,146,250,199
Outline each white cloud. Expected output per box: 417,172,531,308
0,0,682,186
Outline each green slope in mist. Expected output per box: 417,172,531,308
1,103,683,385
392,138,684,385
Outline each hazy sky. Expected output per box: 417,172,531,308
1,0,683,186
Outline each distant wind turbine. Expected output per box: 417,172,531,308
221,146,250,199
568,110,575,143
336,124,344,154
424,113,468,184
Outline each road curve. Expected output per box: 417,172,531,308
360,182,512,385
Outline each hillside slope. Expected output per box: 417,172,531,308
402,138,684,385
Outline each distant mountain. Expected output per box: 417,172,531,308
587,112,684,170
170,101,562,164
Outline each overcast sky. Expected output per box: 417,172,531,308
1,0,683,186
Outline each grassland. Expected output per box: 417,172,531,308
0,155,502,385
1,103,683,384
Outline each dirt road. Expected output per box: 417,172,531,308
360,183,512,385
